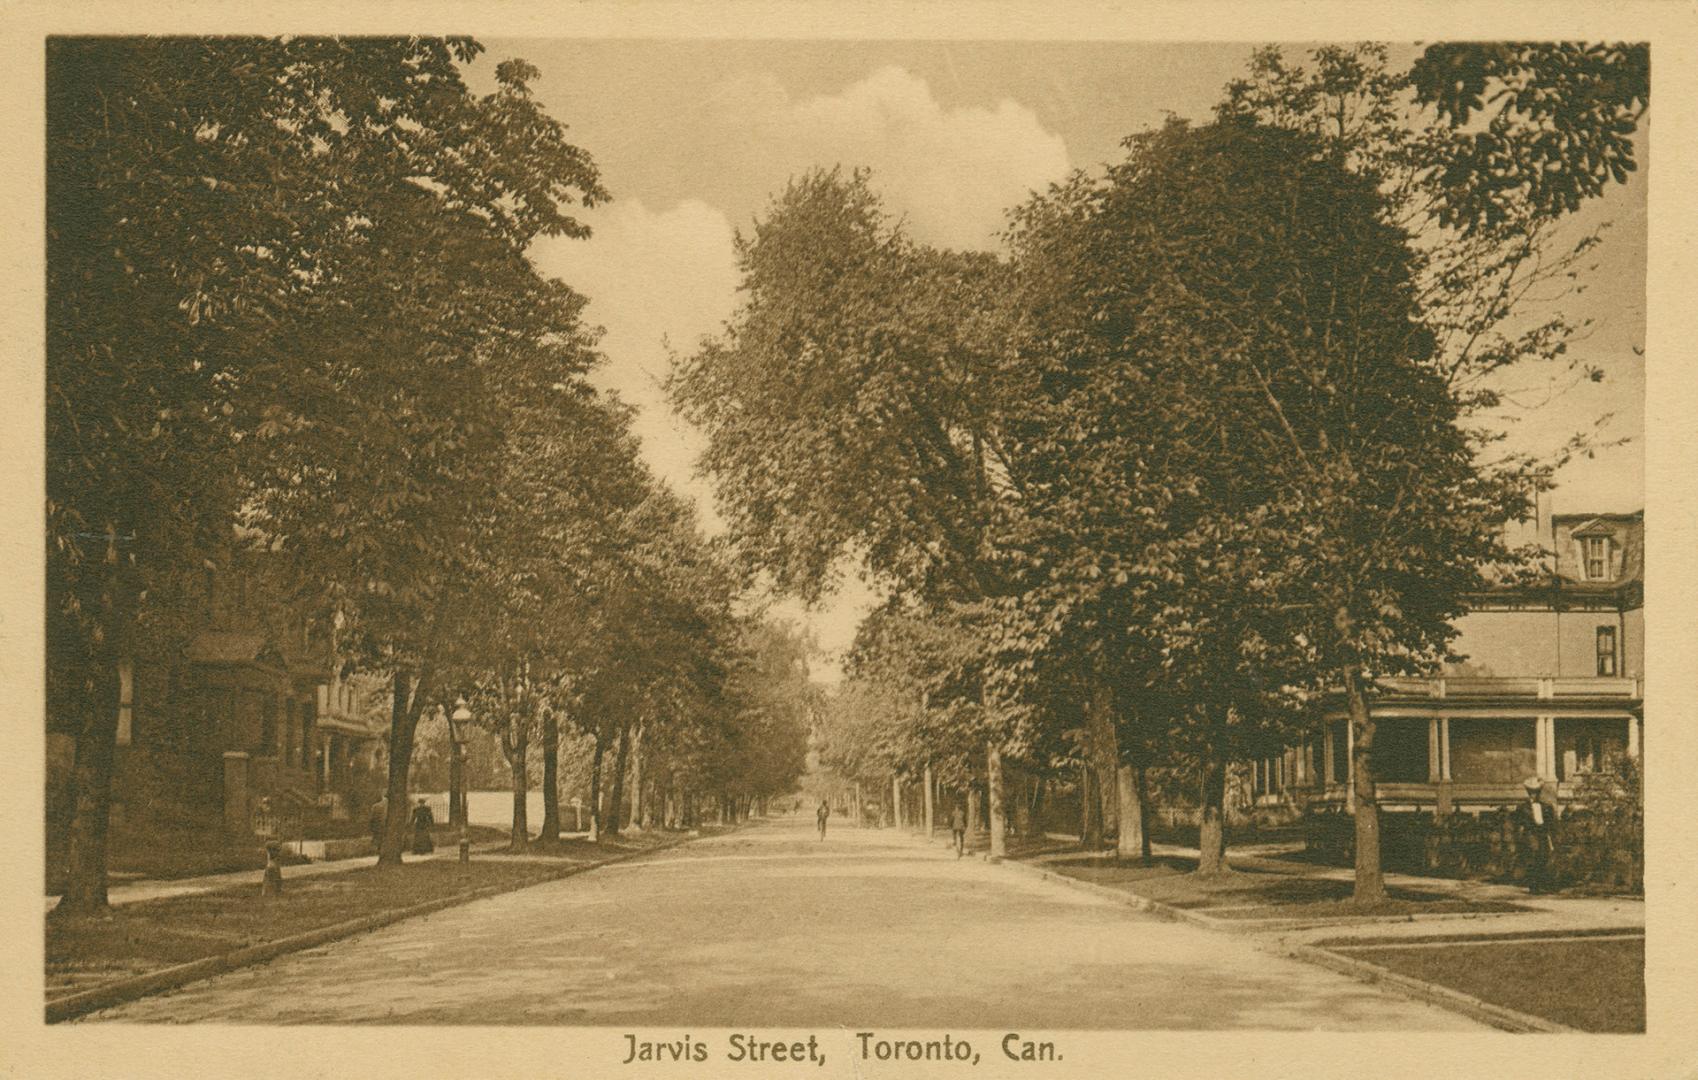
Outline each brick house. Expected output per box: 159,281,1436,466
46,552,386,862
1248,509,1644,815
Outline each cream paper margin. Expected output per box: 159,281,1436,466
0,3,1692,1078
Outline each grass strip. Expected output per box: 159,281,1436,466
1322,937,1644,1033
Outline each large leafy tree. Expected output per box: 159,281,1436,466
1212,42,1646,900
670,169,1032,853
47,37,609,900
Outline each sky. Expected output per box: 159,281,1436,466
474,40,1648,684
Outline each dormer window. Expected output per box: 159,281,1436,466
1582,536,1611,581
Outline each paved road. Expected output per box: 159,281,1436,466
84,815,1482,1028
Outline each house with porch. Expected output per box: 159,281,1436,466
46,548,386,865
1249,509,1643,816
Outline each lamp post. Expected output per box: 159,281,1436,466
449,698,473,865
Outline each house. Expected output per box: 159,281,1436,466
46,547,387,862
1248,509,1644,815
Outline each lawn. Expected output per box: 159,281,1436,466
46,858,581,1000
1323,935,1645,1032
1040,856,1528,917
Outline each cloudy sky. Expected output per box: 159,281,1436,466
476,40,1647,682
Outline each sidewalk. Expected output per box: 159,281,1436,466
44,834,592,914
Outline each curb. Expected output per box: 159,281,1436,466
47,827,726,1023
989,852,1216,929
1286,943,1577,1033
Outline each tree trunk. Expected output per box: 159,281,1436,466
1196,707,1229,875
1116,763,1142,861
588,725,606,842
1085,670,1121,843
1081,761,1102,849
379,664,431,867
923,762,935,837
1136,765,1153,864
56,532,129,916
58,657,120,914
1346,669,1386,903
538,707,560,844
987,744,1007,860
966,784,981,833
628,726,644,831
892,774,902,830
606,722,632,836
508,727,529,851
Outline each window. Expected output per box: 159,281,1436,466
1596,625,1618,677
1582,536,1611,580
116,659,134,746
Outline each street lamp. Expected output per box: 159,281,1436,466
449,697,473,865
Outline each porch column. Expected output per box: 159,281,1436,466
1627,716,1640,759
1427,718,1442,783
1434,716,1454,815
1536,715,1557,781
1322,727,1335,792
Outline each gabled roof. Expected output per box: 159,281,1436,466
1567,518,1617,538
185,631,289,670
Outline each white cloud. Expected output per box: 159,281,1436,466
529,198,738,531
712,66,1072,251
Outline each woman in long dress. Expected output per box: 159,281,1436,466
410,798,436,855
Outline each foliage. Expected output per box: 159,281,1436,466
1407,43,1648,232
47,35,612,896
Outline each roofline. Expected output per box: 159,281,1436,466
1550,510,1643,523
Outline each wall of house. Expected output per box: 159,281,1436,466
1625,606,1645,677
1446,607,1640,679
1447,609,1560,677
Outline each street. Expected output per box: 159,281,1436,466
85,815,1482,1029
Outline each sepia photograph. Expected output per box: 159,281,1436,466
10,7,1698,1078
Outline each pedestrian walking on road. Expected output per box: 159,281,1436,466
411,797,436,855
950,804,967,858
817,801,829,841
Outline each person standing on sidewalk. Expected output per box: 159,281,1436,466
816,801,829,841
411,797,437,855
1518,777,1556,894
368,796,388,851
950,803,967,858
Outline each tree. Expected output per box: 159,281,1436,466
1213,42,1647,900
671,169,1029,854
239,51,608,868
1407,43,1647,233
47,37,612,904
